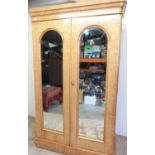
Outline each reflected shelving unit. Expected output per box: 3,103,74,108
80,58,107,63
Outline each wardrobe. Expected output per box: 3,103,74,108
29,0,126,155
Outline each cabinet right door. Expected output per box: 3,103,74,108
70,14,122,155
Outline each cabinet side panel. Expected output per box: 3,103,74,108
104,14,123,154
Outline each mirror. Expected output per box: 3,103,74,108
41,30,63,132
79,27,107,140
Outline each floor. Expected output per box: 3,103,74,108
28,116,127,155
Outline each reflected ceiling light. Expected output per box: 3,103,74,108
84,30,89,36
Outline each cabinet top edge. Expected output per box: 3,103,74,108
29,0,127,16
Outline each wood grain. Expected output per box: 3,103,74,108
30,0,126,155
29,0,126,15
29,0,126,23
35,137,110,155
32,19,71,145
70,14,123,155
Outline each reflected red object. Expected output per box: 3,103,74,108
42,86,62,111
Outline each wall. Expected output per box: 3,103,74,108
28,15,127,136
28,15,35,116
116,18,127,136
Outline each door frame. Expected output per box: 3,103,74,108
70,14,122,154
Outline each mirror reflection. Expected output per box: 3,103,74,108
79,27,107,140
41,30,63,132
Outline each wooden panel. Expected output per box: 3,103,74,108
29,0,126,15
35,137,111,155
32,19,71,145
31,7,123,22
29,0,126,22
70,14,122,154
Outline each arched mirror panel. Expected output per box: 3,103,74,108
41,30,64,132
78,27,107,140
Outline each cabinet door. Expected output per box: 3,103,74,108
70,15,122,154
32,19,71,145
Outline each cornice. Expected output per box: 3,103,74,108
29,0,126,17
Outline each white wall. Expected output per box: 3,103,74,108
116,19,127,136
28,15,127,136
28,15,35,116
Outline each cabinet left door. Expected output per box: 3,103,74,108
32,19,71,146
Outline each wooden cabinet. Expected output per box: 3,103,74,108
29,0,126,155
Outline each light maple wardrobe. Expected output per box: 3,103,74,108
29,0,126,155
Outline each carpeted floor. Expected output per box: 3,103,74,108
28,116,127,155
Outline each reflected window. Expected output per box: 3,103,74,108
41,30,63,132
79,27,107,140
